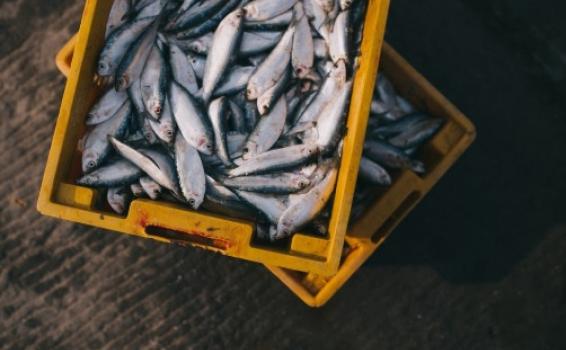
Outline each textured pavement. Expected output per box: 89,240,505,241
0,0,565,349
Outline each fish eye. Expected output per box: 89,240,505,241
166,130,173,137
154,106,162,115
87,160,96,169
118,76,127,88
188,198,196,207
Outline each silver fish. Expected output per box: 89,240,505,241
257,69,290,115
106,0,131,38
364,139,425,173
329,10,349,64
314,80,353,152
359,157,391,186
139,176,162,199
234,190,288,224
229,143,318,177
141,45,167,119
168,41,200,96
208,97,232,167
86,89,129,125
184,33,213,55
115,18,159,91
291,2,314,79
214,66,255,97
128,78,146,116
82,101,131,172
202,9,244,103
372,112,429,138
187,53,206,80
243,0,298,22
244,96,287,159
109,137,179,193
289,63,346,133
376,74,397,110
313,38,329,59
388,118,444,149
77,158,142,187
148,97,176,145
274,159,338,240
169,80,214,155
247,24,295,100
202,176,258,220
221,172,311,194
240,31,282,56
175,135,206,209
228,99,248,133
97,16,156,79
303,0,330,41
107,186,131,214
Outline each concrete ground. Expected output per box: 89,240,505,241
1,0,565,349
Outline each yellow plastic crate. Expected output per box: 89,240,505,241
55,37,475,308
38,0,391,276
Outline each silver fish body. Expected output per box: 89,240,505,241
247,24,295,100
208,97,233,166
168,41,200,96
329,10,350,64
239,31,283,57
364,139,425,173
314,80,353,153
141,45,168,119
244,96,287,159
243,10,293,31
175,135,206,209
359,157,391,186
169,80,214,155
234,190,287,224
115,19,159,91
214,66,255,97
274,160,338,240
77,158,142,187
86,89,129,125
97,16,156,78
291,3,314,79
257,69,290,115
202,9,244,103
106,0,131,38
109,137,179,193
82,101,132,173
229,143,318,177
221,173,311,194
388,118,444,149
148,97,176,145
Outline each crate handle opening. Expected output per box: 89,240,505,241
145,225,230,250
372,191,421,243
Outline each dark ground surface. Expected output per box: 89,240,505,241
1,0,565,349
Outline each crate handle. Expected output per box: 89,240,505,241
144,225,231,250
372,191,421,243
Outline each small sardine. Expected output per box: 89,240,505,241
291,3,314,79
221,172,311,194
213,66,255,97
202,9,244,103
234,190,288,224
115,18,159,91
77,158,142,187
106,0,131,38
168,41,200,96
244,96,287,159
229,143,318,177
239,31,283,57
329,10,349,64
208,97,232,167
243,10,293,31
141,45,167,119
247,24,295,100
364,139,425,173
86,89,129,125
358,157,391,186
148,97,176,145
175,135,206,209
82,101,131,172
388,118,444,149
169,80,214,155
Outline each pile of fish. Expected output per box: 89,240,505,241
76,0,442,242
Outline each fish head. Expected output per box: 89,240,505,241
257,95,271,116
242,4,258,20
241,142,257,160
294,175,311,190
161,123,176,144
246,85,259,100
97,55,113,76
186,192,204,210
81,150,99,173
273,221,293,241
